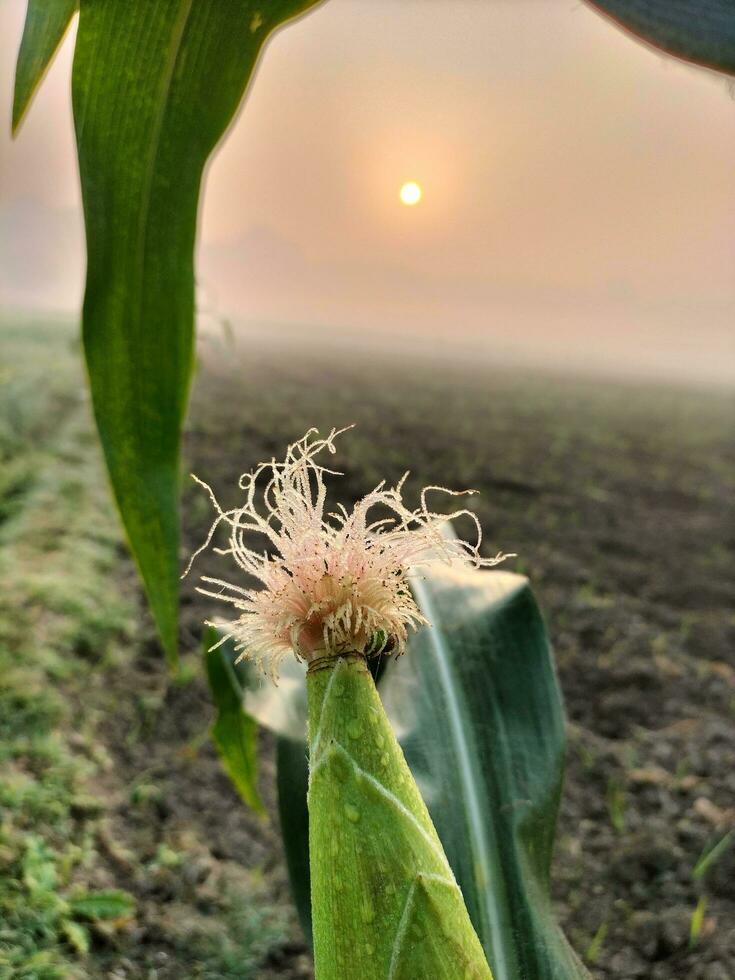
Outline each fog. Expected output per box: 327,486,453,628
2,0,734,385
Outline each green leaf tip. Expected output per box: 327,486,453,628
12,0,77,135
307,655,494,980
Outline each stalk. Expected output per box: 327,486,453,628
307,654,494,980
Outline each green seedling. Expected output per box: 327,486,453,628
606,778,627,834
689,895,707,948
584,921,608,965
693,831,733,881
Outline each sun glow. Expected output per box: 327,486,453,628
399,181,423,206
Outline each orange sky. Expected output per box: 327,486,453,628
1,0,734,384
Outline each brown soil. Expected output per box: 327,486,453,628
10,325,734,979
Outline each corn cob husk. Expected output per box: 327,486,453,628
307,655,494,980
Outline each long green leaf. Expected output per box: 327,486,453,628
204,627,265,815
208,635,311,932
69,0,322,664
12,0,77,134
276,735,313,944
381,567,588,980
584,0,735,75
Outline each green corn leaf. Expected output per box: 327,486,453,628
246,651,308,743
381,567,589,980
277,734,313,944
12,0,77,134
242,648,313,939
69,0,323,665
584,0,735,76
68,888,135,921
276,747,312,944
207,634,309,924
204,627,265,815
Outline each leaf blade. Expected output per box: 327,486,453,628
70,0,323,663
404,570,518,977
204,628,265,815
12,0,77,134
584,0,735,75
276,735,312,943
382,567,589,979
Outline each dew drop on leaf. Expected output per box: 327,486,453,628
344,803,361,823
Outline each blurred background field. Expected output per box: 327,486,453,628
1,317,733,979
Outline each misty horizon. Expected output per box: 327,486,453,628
2,0,734,386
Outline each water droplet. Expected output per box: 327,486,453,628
344,803,360,823
364,943,374,956
347,720,360,739
330,748,351,783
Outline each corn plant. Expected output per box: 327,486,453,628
11,3,735,979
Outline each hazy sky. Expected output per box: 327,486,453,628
1,0,734,384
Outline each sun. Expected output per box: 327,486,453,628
399,181,423,207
